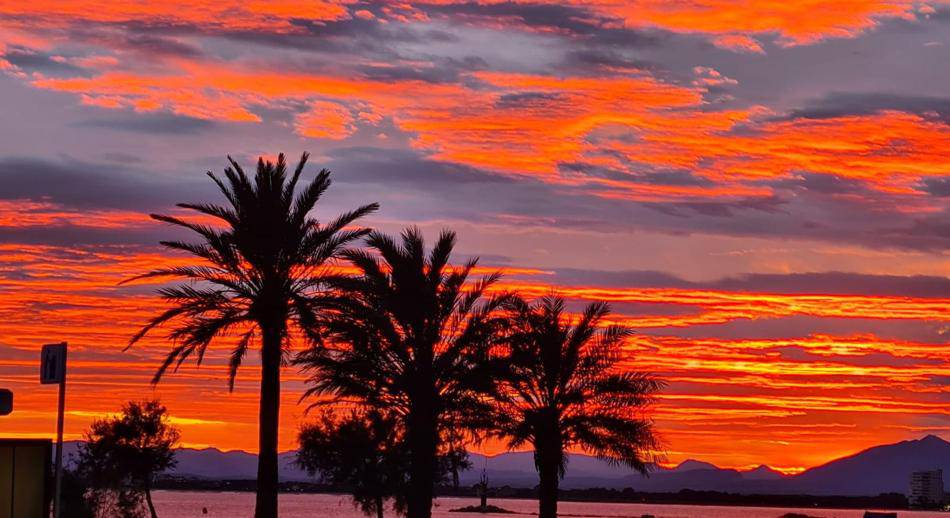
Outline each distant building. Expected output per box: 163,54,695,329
909,469,944,508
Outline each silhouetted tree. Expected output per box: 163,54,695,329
296,227,509,518
491,296,662,518
439,443,472,491
61,468,95,518
297,410,406,518
126,153,378,518
76,400,180,518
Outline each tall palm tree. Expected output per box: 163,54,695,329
126,153,378,518
492,295,663,518
296,227,509,518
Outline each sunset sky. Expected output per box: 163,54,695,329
0,1,947,475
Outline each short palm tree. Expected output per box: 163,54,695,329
126,153,378,518
296,227,509,518
492,295,662,518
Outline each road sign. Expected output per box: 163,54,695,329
0,389,10,415
40,343,66,384
39,342,68,518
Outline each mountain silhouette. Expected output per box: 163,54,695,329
743,465,786,481
58,434,949,495
779,434,950,495
671,459,720,472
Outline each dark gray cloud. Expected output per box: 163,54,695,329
928,376,950,387
785,92,950,124
648,314,948,345
34,22,206,59
560,48,656,72
710,271,950,298
0,343,43,361
0,157,210,210
660,196,788,218
228,15,433,59
120,33,204,57
73,112,217,135
321,144,950,251
544,269,691,288
771,172,908,208
290,16,430,50
559,160,714,187
1,7,947,254
39,134,927,253
783,173,870,195
10,7,422,66
874,212,950,250
422,0,669,51
326,146,513,186
641,170,714,187
495,91,564,109
550,268,950,298
1,47,89,77
0,225,169,247
537,8,950,112
921,177,950,197
418,1,610,35
356,56,487,84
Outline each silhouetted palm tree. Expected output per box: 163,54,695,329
296,227,509,518
126,153,378,518
492,295,662,518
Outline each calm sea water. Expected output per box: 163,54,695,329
151,491,947,518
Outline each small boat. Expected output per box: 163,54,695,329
863,512,897,518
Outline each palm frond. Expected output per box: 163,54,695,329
494,294,663,485
176,202,239,226
284,152,310,204
228,328,255,392
127,153,378,395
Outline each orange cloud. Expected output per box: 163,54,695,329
2,0,940,47
597,0,927,45
31,58,950,206
399,71,704,176
295,100,357,140
0,1,353,31
1,0,948,473
0,243,944,466
613,110,950,197
0,200,152,229
417,0,938,46
498,281,950,327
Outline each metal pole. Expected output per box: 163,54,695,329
53,343,67,518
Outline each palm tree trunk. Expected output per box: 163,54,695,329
538,462,558,518
406,398,437,518
254,325,282,518
537,448,559,518
375,494,385,518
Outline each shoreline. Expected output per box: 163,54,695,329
149,485,921,513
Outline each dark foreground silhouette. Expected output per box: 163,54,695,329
148,478,913,511
127,153,378,518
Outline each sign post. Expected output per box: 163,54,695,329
0,388,11,416
41,342,67,518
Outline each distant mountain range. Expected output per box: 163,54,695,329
61,434,949,496
463,434,950,496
